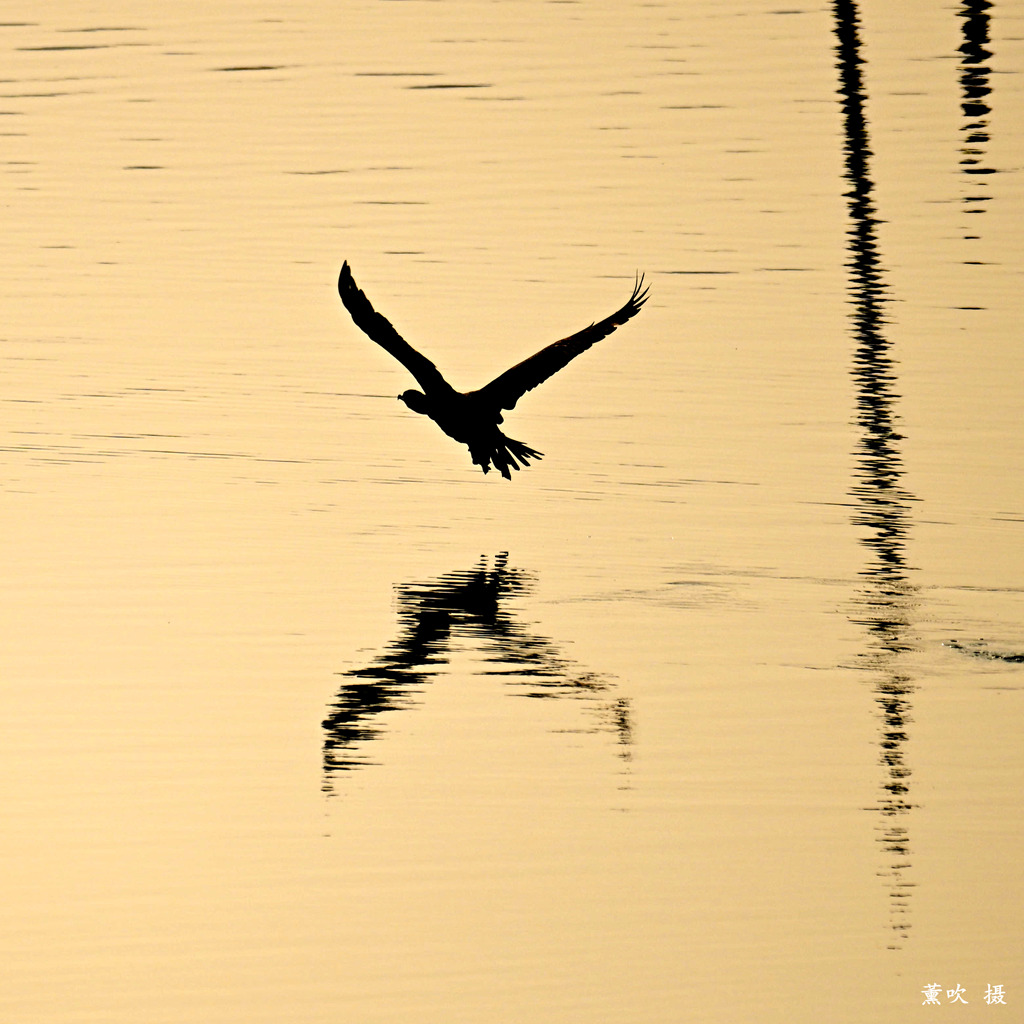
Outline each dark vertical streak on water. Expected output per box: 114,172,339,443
322,554,632,790
957,0,994,225
832,0,919,951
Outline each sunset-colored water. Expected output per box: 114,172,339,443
2,3,1022,1021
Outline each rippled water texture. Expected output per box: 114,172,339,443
2,2,1023,1022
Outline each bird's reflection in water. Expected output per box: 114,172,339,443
322,554,632,787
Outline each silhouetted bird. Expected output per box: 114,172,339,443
338,262,649,478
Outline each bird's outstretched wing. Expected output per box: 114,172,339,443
338,262,452,395
474,274,649,411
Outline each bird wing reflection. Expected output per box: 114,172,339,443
322,554,632,782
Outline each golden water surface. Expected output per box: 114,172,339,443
3,2,1023,1022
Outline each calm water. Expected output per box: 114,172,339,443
3,2,1023,1021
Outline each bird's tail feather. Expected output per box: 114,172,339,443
484,434,544,480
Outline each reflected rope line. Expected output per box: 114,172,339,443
322,554,632,786
958,0,995,221
833,0,918,951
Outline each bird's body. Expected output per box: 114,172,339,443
400,388,539,478
337,262,648,478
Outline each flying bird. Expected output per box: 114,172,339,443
337,261,649,479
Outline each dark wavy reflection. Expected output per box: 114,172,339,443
833,0,919,950
958,0,994,219
322,554,632,787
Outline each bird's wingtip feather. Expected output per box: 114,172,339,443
631,271,650,308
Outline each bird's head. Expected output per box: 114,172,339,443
398,389,429,415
